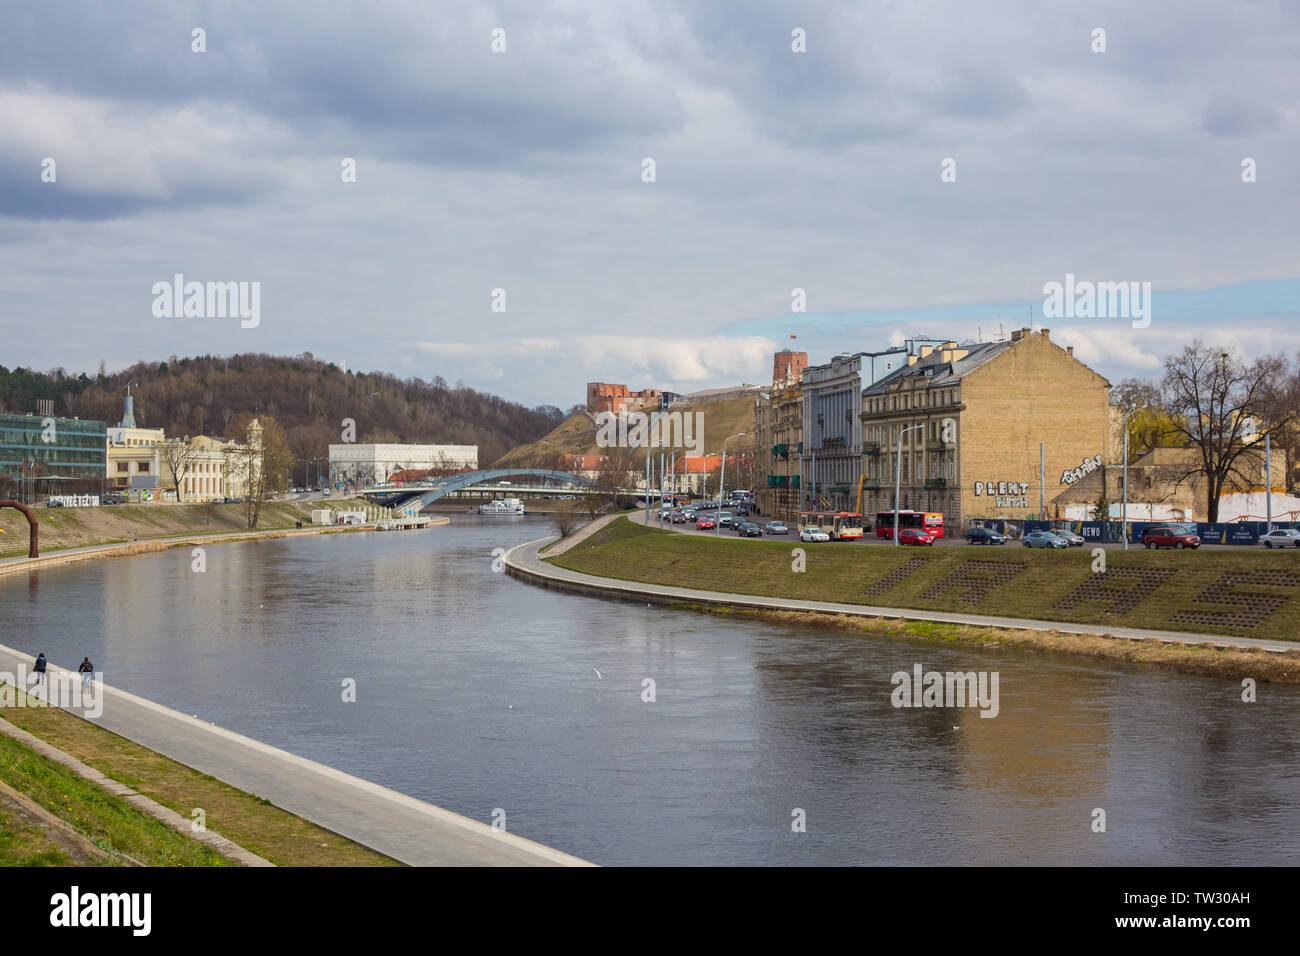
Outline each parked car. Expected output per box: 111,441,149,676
736,521,763,538
1261,528,1300,549
695,517,716,530
765,521,789,535
1048,529,1086,547
44,498,63,508
799,526,830,542
966,527,1007,545
898,528,935,546
1141,525,1201,549
1024,531,1068,549
717,512,734,528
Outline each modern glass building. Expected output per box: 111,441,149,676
0,413,107,501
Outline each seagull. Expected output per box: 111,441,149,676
592,667,602,679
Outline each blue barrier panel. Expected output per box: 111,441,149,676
1078,521,1106,541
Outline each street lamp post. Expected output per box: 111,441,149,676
1121,407,1135,550
893,424,923,545
717,432,745,536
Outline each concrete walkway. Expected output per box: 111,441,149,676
505,531,1300,656
0,644,592,866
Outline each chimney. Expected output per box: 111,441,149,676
1066,345,1074,357
920,345,933,358
908,354,918,365
1010,327,1030,342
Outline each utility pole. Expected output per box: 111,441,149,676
1122,408,1134,549
893,424,923,545
717,432,745,536
1266,431,1273,532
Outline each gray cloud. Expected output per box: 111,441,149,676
0,0,1297,405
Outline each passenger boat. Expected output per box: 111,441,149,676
479,497,526,516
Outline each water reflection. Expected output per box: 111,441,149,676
2,517,1297,865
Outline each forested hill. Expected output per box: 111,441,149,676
0,354,570,465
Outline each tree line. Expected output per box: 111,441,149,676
0,353,572,473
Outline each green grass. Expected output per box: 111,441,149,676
0,728,233,866
547,516,1300,642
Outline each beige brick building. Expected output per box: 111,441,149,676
859,329,1112,530
753,383,803,522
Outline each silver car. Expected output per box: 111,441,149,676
1261,528,1300,549
1048,529,1086,547
1023,531,1068,549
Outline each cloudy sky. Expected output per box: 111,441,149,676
2,0,1297,407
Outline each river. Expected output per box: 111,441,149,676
2,517,1297,865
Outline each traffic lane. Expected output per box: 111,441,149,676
651,516,1276,550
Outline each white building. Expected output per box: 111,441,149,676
328,443,478,485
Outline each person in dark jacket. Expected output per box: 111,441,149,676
32,652,46,686
78,656,94,691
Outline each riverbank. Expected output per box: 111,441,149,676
514,518,1300,684
0,641,592,867
0,683,394,866
0,497,375,560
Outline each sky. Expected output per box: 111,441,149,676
2,0,1297,408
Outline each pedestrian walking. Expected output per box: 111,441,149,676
32,652,46,686
78,656,94,691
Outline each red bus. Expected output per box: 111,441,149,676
876,510,945,539
799,511,864,540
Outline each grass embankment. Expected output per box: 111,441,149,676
545,518,1300,681
0,685,401,866
0,498,370,560
0,719,232,866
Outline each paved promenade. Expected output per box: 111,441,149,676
0,643,591,866
506,529,1300,656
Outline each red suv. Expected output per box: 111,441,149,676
1141,525,1201,549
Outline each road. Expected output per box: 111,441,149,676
638,510,1280,551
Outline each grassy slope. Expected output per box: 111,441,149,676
547,517,1300,643
0,722,233,866
1,688,400,866
0,498,369,559
495,396,757,466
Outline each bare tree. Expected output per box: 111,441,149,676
1158,342,1291,521
554,501,585,538
160,438,198,502
229,414,294,527
1257,350,1300,494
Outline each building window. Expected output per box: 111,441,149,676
117,462,128,473
139,462,150,474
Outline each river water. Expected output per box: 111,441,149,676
2,518,1297,865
